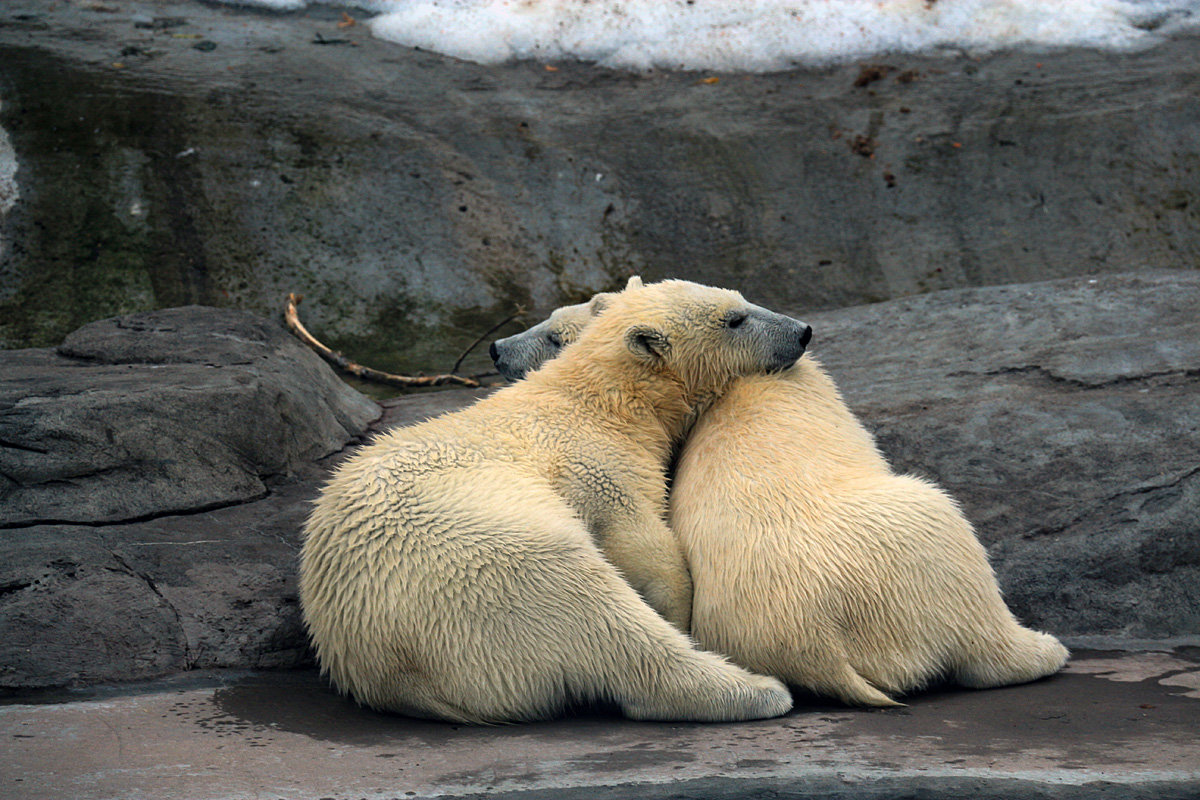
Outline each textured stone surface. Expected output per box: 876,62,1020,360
0,486,308,691
797,271,1200,638
0,334,481,690
0,0,1197,374
0,305,388,689
0,305,379,526
1,647,1198,799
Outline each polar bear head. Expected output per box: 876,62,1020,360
536,278,812,402
490,277,643,381
493,278,811,388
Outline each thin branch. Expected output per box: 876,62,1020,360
284,293,479,389
451,307,526,375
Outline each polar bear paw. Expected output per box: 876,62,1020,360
622,671,793,722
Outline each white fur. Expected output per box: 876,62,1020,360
670,358,1069,706
299,280,809,723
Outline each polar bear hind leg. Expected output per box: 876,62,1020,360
465,530,796,722
305,466,791,724
953,624,1070,689
530,532,794,722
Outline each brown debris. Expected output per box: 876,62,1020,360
284,293,479,389
850,134,877,158
854,64,890,88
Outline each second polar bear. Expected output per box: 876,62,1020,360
493,285,1068,707
490,276,642,382
300,279,811,723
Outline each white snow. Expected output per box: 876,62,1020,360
225,0,1200,71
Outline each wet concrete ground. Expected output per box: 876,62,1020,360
4,646,1198,800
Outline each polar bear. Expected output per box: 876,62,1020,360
495,289,1068,707
672,360,1069,706
490,276,642,382
299,279,811,723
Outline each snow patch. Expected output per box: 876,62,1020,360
222,0,1200,71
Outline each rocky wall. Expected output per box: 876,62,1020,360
0,1,1197,375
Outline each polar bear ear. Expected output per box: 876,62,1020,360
625,275,644,290
625,325,670,361
590,294,611,315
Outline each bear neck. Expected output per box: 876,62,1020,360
534,351,696,453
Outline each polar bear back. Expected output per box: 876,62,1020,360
671,357,1068,703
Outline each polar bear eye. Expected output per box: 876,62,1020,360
725,312,748,330
547,332,563,348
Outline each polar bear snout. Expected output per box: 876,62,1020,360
762,314,813,373
493,317,572,382
488,339,520,381
491,332,553,382
489,338,522,381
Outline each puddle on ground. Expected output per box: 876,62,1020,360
1066,649,1200,699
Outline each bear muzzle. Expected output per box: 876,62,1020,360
766,319,813,373
490,338,527,382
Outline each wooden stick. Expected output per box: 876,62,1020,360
450,307,525,375
284,293,479,389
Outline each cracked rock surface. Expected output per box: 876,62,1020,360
3,647,1199,800
0,305,383,690
0,306,379,526
0,271,1197,693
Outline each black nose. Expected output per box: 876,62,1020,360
488,341,499,362
799,324,813,348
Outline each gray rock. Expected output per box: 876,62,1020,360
4,648,1200,800
798,270,1200,638
0,303,384,690
0,0,1197,374
0,303,382,689
0,306,380,526
0,329,480,690
0,483,310,690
